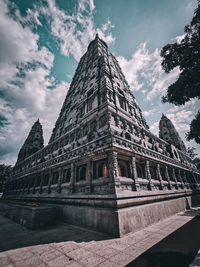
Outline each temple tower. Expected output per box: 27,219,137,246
16,119,44,164
49,34,148,144
4,35,200,237
159,114,186,151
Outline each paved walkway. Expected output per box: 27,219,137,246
0,208,200,267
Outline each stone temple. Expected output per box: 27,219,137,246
4,34,200,237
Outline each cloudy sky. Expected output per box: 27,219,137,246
0,0,199,165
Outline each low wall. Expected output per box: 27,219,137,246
117,195,197,236
45,192,200,237
0,202,56,229
2,192,200,237
60,204,120,237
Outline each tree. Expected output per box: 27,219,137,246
160,1,200,144
187,147,200,169
187,147,198,159
187,111,200,144
0,164,13,193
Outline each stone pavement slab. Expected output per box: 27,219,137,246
0,207,200,267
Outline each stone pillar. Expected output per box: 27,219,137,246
107,111,112,127
39,173,44,194
178,169,184,189
183,171,189,189
186,172,193,189
70,163,75,193
27,175,31,194
33,174,37,194
156,164,164,190
145,160,154,190
172,168,178,189
108,151,120,185
115,115,119,128
57,167,63,193
48,169,53,194
18,179,21,194
18,179,22,195
191,172,199,190
86,159,93,193
130,156,140,191
22,178,25,195
29,177,32,193
165,166,172,190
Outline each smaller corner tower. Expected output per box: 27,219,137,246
159,114,186,151
16,119,44,164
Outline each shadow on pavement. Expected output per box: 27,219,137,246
0,214,112,253
127,217,200,267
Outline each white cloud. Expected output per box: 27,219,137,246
43,0,115,61
149,121,159,136
0,1,38,64
0,1,55,111
0,0,69,165
143,108,156,117
117,42,180,99
167,110,193,132
0,81,69,166
174,34,185,44
166,99,199,134
0,0,115,165
117,43,149,91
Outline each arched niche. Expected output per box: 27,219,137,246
63,168,71,183
168,168,174,182
160,167,167,181
136,163,146,179
98,162,108,178
149,166,157,180
79,166,87,181
52,172,59,185
118,161,128,177
43,174,49,186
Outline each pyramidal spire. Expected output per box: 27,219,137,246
159,114,186,151
49,35,148,144
16,119,44,164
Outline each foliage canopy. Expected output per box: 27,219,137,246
160,1,200,144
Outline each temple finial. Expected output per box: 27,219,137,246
161,113,166,119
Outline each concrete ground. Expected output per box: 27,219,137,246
0,208,200,267
127,209,200,267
